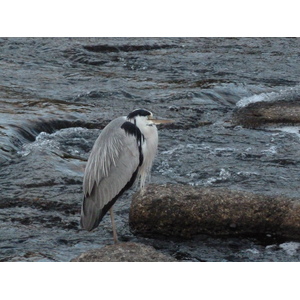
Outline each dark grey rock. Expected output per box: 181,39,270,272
129,184,300,240
71,242,177,262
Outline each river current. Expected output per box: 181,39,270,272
1,37,300,261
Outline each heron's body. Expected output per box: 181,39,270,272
80,109,171,242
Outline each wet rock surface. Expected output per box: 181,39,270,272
71,242,177,262
233,87,300,128
234,101,300,128
129,184,300,240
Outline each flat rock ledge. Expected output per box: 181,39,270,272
129,184,300,240
233,100,300,128
71,242,177,262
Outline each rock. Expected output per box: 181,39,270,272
233,100,300,128
233,87,300,128
129,184,300,240
281,201,300,240
71,242,177,262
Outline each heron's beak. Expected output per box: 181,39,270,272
150,118,175,125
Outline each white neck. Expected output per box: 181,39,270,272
133,116,158,190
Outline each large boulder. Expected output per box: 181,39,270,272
129,184,300,240
233,88,300,128
233,100,300,128
71,242,177,262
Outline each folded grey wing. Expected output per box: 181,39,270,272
81,117,141,231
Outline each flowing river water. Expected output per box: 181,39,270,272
1,37,300,261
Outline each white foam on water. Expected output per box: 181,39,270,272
17,127,89,157
18,131,60,157
204,168,231,186
244,248,260,255
275,126,300,138
236,85,300,108
261,145,278,156
161,144,185,155
279,242,300,256
236,92,276,108
237,171,260,177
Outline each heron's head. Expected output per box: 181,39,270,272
127,109,174,127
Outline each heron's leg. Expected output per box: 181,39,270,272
109,207,118,244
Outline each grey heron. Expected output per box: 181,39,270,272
80,109,173,243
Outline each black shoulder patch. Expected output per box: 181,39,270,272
127,109,151,119
121,121,144,166
121,121,139,136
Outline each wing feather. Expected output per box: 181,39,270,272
80,117,141,231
